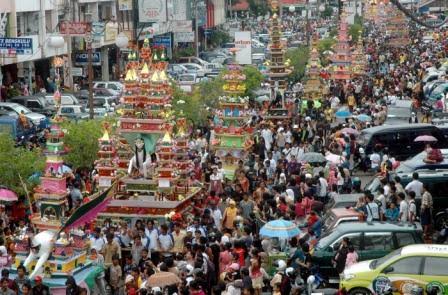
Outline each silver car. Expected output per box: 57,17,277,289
0,102,47,127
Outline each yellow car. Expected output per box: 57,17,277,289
340,244,448,295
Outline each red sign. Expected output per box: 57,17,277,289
59,21,91,36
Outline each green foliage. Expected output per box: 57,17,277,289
242,66,263,98
0,134,45,195
317,38,336,54
61,119,114,169
173,46,195,61
248,0,269,16
286,46,310,82
349,23,363,43
320,6,333,18
209,29,231,48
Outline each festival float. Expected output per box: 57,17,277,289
351,34,367,77
330,13,352,81
303,39,328,101
385,5,410,48
95,122,118,191
98,39,201,222
265,0,292,121
211,65,253,179
12,109,104,293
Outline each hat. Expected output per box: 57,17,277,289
286,267,294,276
152,287,162,293
186,276,194,286
276,260,287,271
34,276,42,282
125,274,134,284
229,200,236,206
305,116,311,121
293,124,299,129
359,147,365,154
0,246,7,256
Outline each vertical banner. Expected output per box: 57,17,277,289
234,31,252,65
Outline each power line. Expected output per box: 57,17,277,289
386,0,448,28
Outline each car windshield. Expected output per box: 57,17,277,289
358,131,371,146
364,177,381,193
45,97,55,105
315,231,336,249
11,104,31,114
369,248,402,269
430,84,448,100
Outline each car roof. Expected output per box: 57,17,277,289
0,102,20,107
61,105,82,107
361,123,435,134
334,193,363,202
401,244,448,255
334,221,423,233
330,207,359,217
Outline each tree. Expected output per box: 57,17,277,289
0,134,45,195
349,23,363,43
61,119,114,169
248,0,269,16
209,29,231,48
286,46,310,82
317,38,337,54
242,66,264,98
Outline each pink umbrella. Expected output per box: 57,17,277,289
414,135,438,142
0,188,18,202
341,128,359,136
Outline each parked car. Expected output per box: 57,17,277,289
426,82,448,103
10,95,55,117
177,73,199,93
324,193,363,211
93,97,116,112
340,244,448,295
93,88,120,104
423,79,446,99
180,63,205,77
168,64,188,79
0,102,48,129
395,149,448,173
177,56,209,67
73,89,90,104
358,124,447,160
0,115,37,141
58,105,90,121
93,81,123,94
313,222,423,280
322,208,361,233
204,63,223,77
365,169,448,229
39,93,80,106
384,106,411,125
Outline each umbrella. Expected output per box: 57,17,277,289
341,128,359,136
0,188,18,202
335,108,352,119
414,135,438,142
302,152,326,163
326,153,345,165
356,114,372,122
146,272,181,288
260,219,301,239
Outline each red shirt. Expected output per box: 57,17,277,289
234,248,245,267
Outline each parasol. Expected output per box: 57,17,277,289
325,153,345,165
341,128,359,136
260,219,301,239
0,188,18,202
335,108,352,119
146,272,181,287
356,114,372,122
302,152,326,163
414,135,438,142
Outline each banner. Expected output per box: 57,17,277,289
60,21,90,36
174,32,194,43
118,0,132,10
138,0,167,23
75,52,101,66
105,22,118,42
234,31,252,65
0,38,32,55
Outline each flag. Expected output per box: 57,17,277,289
59,184,115,234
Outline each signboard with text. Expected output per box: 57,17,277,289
75,52,101,66
153,35,172,59
234,31,252,65
60,21,90,36
174,32,194,43
118,0,132,10
138,0,167,23
0,38,32,55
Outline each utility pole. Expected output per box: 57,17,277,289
86,31,94,119
306,0,310,46
194,0,199,57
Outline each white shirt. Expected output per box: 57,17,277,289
365,202,380,222
158,233,174,252
318,177,328,197
399,200,409,222
370,153,381,169
261,128,273,150
376,194,386,212
145,228,159,251
211,208,223,231
408,200,417,221
405,180,423,198
90,236,106,252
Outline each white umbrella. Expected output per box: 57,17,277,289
325,153,345,165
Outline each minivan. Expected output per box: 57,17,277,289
358,124,447,160
10,95,55,117
313,222,423,280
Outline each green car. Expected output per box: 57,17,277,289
312,222,423,281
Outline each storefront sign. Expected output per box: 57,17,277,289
234,31,252,65
118,0,132,10
139,20,192,40
105,22,118,42
0,37,32,55
71,67,83,77
60,21,90,36
174,32,194,43
75,52,101,66
92,22,105,40
153,35,172,59
138,0,167,23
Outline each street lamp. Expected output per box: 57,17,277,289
49,35,65,49
289,6,296,13
115,32,129,49
319,4,326,12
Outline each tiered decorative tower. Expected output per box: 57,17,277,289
351,36,367,77
385,5,410,48
95,123,118,191
212,65,253,179
98,39,201,221
303,38,327,100
331,13,352,80
267,0,291,99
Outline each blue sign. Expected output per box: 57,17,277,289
153,36,171,49
0,38,33,54
74,52,101,65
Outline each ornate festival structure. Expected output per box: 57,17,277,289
95,123,118,191
98,39,201,221
351,35,367,76
211,65,253,179
303,39,327,100
385,5,410,48
331,13,352,80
